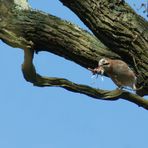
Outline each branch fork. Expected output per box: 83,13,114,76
21,48,148,110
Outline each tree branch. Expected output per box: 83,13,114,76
59,0,148,96
34,76,148,110
0,0,148,109
21,47,148,110
0,8,119,69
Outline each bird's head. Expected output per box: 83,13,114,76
97,58,112,75
99,58,111,68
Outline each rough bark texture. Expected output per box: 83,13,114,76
60,0,148,96
0,0,148,109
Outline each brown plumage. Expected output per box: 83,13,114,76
89,58,137,90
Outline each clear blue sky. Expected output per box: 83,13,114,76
0,0,147,148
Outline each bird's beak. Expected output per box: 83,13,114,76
98,64,102,67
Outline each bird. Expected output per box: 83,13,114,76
89,58,137,90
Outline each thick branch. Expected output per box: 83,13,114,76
0,8,119,69
0,0,147,106
60,0,148,60
60,0,148,96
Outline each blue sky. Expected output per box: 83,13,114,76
0,0,147,148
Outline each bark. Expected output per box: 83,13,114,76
0,0,148,109
60,0,148,96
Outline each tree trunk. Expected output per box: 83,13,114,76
0,0,148,109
